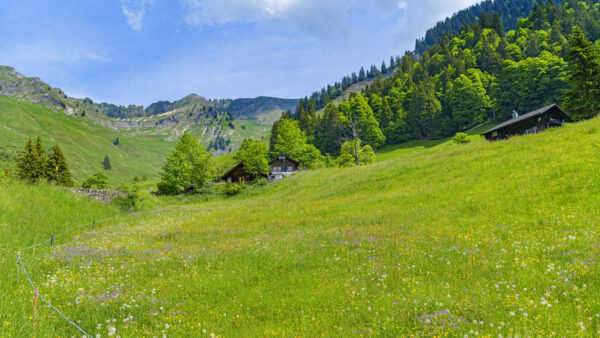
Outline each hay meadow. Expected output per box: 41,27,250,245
2,117,600,337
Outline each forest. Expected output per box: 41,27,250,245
271,0,600,157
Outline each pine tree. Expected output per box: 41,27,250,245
103,155,112,170
563,26,600,120
47,143,73,186
16,139,43,183
358,67,366,81
491,12,505,37
34,136,48,178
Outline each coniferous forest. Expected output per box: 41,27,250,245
272,0,600,157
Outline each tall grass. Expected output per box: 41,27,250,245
0,183,119,336
3,118,600,336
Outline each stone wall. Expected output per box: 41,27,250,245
72,188,127,204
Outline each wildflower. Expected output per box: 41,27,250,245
510,312,515,316
523,313,528,317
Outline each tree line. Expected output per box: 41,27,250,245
270,0,600,158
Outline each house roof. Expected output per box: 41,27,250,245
220,162,245,180
481,104,573,136
269,155,299,166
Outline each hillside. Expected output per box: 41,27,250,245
2,116,599,336
0,96,174,184
0,66,297,156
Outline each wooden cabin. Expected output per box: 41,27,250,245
220,155,299,184
268,155,299,183
220,163,259,183
481,104,573,142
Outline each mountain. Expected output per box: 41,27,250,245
0,66,298,156
277,0,600,157
300,0,557,115
414,0,564,53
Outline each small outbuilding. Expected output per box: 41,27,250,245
481,104,573,142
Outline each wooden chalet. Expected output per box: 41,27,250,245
268,155,299,183
221,162,260,183
220,155,299,184
481,104,573,142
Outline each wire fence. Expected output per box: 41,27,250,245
14,205,226,336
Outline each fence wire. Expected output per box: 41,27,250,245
14,205,226,336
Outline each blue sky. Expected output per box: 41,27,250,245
0,0,479,106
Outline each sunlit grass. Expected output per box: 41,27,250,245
2,117,600,336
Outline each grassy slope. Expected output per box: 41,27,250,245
3,118,600,336
0,96,174,184
0,184,120,334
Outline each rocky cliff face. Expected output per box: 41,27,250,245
0,66,68,107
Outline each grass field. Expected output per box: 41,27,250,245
0,96,176,185
2,117,600,336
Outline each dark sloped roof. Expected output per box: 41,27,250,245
220,162,245,180
481,104,573,136
269,155,299,166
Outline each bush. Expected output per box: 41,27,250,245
452,132,471,144
0,168,12,184
82,172,109,189
223,182,248,196
113,183,141,211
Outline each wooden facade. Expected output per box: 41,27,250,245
481,104,573,142
268,155,299,183
220,163,258,183
220,155,300,184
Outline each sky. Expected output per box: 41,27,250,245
0,0,480,106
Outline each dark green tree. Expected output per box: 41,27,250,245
103,155,112,170
16,139,43,183
563,26,600,120
46,143,74,186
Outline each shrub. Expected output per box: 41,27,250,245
113,183,141,211
223,182,247,196
82,172,109,189
452,132,471,144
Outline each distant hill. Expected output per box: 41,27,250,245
0,66,298,155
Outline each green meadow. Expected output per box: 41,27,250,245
0,96,175,184
2,117,600,336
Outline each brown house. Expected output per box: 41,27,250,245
220,155,300,183
481,104,573,142
268,155,299,183
220,162,258,183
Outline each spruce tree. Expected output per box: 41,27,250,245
35,136,48,179
16,139,43,183
47,143,74,186
563,26,600,120
103,155,112,170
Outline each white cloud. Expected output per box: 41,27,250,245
180,0,478,42
121,0,154,31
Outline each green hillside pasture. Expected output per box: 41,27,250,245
375,122,496,162
0,96,174,184
6,118,600,336
0,183,120,335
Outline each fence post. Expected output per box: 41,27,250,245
50,235,54,247
33,286,39,330
92,221,95,230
